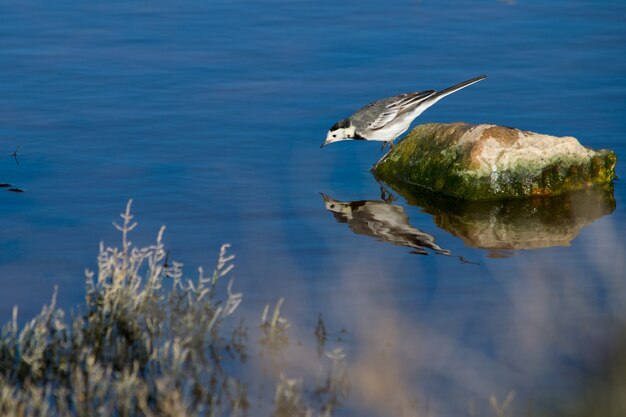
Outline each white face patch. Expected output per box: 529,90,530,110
324,200,351,214
324,126,355,145
323,200,354,221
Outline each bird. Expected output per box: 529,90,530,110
321,75,486,150
320,191,451,256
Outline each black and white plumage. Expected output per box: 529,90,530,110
321,75,486,148
321,193,451,256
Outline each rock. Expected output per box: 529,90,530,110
372,123,617,201
384,183,615,254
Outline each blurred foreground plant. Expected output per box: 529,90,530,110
0,201,562,417
0,201,247,417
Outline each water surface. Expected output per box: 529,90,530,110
1,0,625,414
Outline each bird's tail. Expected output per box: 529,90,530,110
428,75,486,104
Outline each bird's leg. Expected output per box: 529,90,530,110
380,141,395,153
379,185,395,203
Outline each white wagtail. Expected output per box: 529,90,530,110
320,191,451,255
321,75,486,149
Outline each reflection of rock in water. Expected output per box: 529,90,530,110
385,184,616,253
321,193,450,255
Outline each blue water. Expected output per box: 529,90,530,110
1,0,626,414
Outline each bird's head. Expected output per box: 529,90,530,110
321,118,356,147
320,193,354,222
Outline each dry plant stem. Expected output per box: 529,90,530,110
0,201,246,417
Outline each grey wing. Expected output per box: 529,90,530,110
367,90,436,131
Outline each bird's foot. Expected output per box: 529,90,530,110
380,141,395,153
379,186,395,203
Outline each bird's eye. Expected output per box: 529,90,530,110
330,204,335,209
332,134,336,138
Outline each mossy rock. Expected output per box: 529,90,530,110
383,182,615,253
372,123,617,201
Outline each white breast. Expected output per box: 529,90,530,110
364,121,406,141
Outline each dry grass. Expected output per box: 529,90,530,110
0,201,248,417
0,201,352,417
1,201,623,417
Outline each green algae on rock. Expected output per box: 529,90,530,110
383,183,615,253
372,123,617,201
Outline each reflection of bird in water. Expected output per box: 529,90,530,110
321,191,451,256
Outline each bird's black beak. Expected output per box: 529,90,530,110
320,140,327,148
